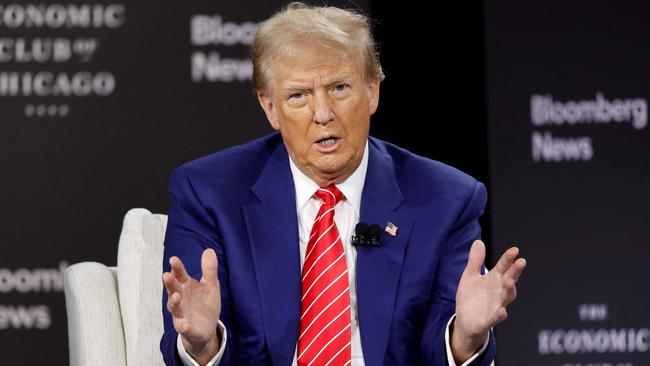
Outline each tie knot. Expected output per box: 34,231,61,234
315,185,344,206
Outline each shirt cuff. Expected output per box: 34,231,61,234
177,320,227,366
445,314,490,366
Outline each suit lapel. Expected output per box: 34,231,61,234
243,143,301,366
357,140,413,365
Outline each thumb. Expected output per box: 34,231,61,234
464,240,486,275
200,248,219,287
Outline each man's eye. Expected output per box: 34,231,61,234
289,93,304,100
333,84,349,92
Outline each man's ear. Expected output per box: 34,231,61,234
367,79,380,115
257,91,280,130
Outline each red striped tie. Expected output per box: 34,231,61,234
297,185,351,366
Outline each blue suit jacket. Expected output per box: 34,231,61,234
161,133,496,365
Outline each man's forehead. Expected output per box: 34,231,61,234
274,59,360,87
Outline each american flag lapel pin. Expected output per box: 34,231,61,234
385,221,398,236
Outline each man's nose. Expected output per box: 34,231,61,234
312,90,335,124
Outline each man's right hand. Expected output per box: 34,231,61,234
163,248,222,365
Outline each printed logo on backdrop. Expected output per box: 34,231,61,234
529,93,648,162
538,303,649,366
0,3,125,118
0,262,68,330
190,14,258,83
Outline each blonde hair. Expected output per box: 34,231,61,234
252,2,384,93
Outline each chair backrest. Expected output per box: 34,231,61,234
64,208,167,366
117,208,167,366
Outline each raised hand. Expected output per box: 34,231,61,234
162,248,222,364
451,240,526,363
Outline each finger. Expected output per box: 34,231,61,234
200,248,219,287
501,278,518,306
464,240,486,275
173,317,189,335
495,306,508,325
503,287,517,307
167,291,185,319
504,257,527,283
493,246,519,274
170,256,191,283
162,272,182,296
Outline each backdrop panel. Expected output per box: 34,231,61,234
486,1,650,365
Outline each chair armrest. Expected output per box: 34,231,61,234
64,262,127,366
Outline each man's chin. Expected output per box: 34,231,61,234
311,158,358,183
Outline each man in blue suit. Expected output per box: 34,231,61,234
161,3,526,366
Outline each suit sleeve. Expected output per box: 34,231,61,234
160,167,235,366
419,181,496,366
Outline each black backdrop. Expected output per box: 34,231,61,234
3,1,648,365
486,1,650,365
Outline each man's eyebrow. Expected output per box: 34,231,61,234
284,83,311,91
324,73,354,86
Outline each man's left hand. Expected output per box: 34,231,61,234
451,240,526,363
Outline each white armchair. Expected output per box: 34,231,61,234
64,208,167,366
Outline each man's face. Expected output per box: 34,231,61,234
257,49,380,186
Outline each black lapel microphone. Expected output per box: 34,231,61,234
351,222,382,247
367,224,381,246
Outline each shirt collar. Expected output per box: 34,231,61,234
289,141,369,213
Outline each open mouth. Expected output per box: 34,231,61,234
316,137,339,147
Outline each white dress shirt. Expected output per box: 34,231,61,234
177,142,488,365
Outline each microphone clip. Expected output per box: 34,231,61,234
351,222,382,247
